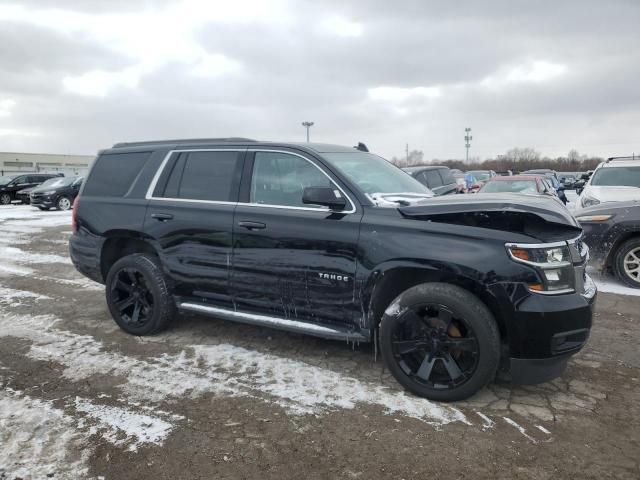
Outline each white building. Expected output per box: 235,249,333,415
0,151,94,177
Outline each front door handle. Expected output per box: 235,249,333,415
238,221,266,230
151,213,174,221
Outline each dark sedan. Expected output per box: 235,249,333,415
575,201,640,288
30,176,84,211
402,166,457,195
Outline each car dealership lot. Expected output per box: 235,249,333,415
0,205,638,479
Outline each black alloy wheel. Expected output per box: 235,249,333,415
390,304,479,390
380,283,500,402
110,268,155,329
105,254,175,335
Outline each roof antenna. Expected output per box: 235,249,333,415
355,142,369,152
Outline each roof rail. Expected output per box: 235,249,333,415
606,154,637,163
112,138,257,148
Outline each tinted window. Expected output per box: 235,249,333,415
425,171,443,188
439,169,456,185
250,152,332,208
174,151,239,201
12,176,28,184
83,152,151,197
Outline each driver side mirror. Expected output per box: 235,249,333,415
302,186,347,210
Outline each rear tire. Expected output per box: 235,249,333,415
613,238,640,288
105,253,176,335
380,282,500,402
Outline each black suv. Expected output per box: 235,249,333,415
402,166,458,195
70,139,596,401
0,173,64,205
30,176,84,211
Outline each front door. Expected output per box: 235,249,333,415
231,150,362,327
144,148,245,305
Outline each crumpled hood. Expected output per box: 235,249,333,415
398,193,580,230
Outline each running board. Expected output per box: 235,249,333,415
178,302,369,342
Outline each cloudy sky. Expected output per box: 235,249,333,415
0,0,639,160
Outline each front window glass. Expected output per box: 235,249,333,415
468,171,491,182
322,152,430,195
481,180,538,194
251,152,332,208
0,176,16,184
590,166,640,187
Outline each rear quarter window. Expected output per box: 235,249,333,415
83,151,151,197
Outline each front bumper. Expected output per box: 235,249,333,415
30,193,55,207
490,270,596,384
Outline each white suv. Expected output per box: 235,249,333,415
579,157,640,209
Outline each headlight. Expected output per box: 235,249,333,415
41,190,56,195
575,214,613,223
581,194,600,208
506,243,575,294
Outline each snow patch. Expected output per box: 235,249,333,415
74,397,173,451
503,417,537,443
588,267,640,297
0,389,89,479
0,286,51,307
0,314,468,428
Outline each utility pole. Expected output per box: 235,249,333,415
302,121,314,142
465,127,473,163
406,143,409,164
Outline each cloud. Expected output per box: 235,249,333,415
0,0,639,159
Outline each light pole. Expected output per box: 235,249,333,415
302,121,314,142
464,127,472,163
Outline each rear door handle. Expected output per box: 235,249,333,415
238,221,266,230
151,213,173,221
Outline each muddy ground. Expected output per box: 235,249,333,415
0,205,638,479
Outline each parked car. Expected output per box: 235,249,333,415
402,166,457,195
478,175,559,199
16,186,35,204
466,170,496,187
0,173,64,205
70,138,595,402
30,176,84,210
579,157,640,209
559,173,577,189
575,201,640,288
522,170,568,204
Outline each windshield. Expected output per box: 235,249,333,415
468,171,491,181
481,180,538,194
0,175,16,184
39,177,73,188
322,152,431,195
591,166,640,187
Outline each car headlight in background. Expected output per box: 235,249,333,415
506,243,575,294
575,214,613,223
41,190,56,195
581,194,600,208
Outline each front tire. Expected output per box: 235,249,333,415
613,238,640,288
380,283,500,402
0,193,11,205
56,196,72,211
105,254,176,335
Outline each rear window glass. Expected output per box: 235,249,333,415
439,169,456,184
83,152,151,197
159,151,240,202
425,171,443,188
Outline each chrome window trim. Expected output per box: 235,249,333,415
145,148,242,203
245,149,357,214
145,148,357,213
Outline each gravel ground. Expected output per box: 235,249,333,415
0,204,638,480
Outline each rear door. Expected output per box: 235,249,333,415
230,149,362,327
437,169,457,195
144,149,245,305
